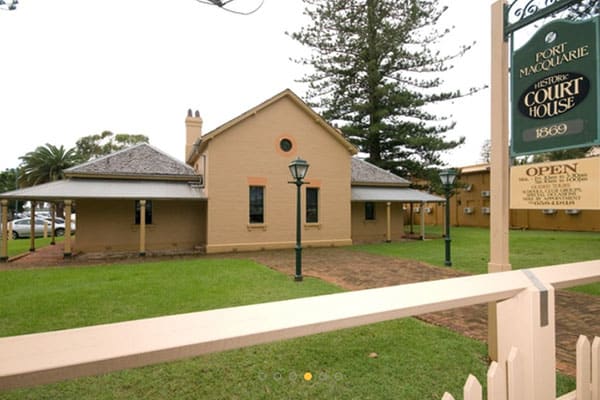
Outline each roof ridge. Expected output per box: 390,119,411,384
66,143,197,178
64,143,148,173
141,143,194,171
355,158,399,177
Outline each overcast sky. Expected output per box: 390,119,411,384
0,0,492,172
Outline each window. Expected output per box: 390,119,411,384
249,186,264,224
306,187,319,223
365,202,376,220
135,200,153,225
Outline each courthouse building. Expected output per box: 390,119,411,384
0,89,442,259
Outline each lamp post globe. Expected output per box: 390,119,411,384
439,168,457,187
289,158,309,181
439,168,457,267
288,157,309,281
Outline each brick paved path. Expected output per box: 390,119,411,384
245,248,600,377
4,245,599,376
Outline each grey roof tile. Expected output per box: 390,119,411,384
65,144,197,178
351,158,409,186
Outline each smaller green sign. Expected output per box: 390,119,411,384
511,17,600,156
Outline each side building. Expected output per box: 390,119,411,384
419,163,600,232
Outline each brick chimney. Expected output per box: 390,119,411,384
185,109,203,161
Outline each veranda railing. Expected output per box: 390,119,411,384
0,260,598,399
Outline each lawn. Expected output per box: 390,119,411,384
355,226,600,295
0,258,576,398
3,237,64,258
0,258,342,337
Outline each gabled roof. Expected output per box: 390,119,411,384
188,89,357,163
66,144,198,181
351,158,409,187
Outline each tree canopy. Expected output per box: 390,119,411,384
480,140,491,164
0,168,22,213
0,169,18,194
567,0,599,19
290,0,477,179
12,132,149,190
74,131,149,162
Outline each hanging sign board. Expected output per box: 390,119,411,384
511,17,600,156
510,157,600,210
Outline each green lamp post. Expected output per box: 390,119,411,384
439,168,457,267
288,157,309,282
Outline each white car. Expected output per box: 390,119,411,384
6,217,75,239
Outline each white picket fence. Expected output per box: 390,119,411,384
442,336,600,400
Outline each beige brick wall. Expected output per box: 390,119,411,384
201,96,353,253
76,199,207,253
351,201,405,243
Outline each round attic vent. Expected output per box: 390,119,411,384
279,138,293,152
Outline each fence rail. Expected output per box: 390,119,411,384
0,260,599,394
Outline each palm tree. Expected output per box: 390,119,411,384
19,144,79,187
19,144,79,219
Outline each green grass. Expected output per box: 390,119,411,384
355,226,600,295
0,258,342,337
0,257,576,399
4,237,65,258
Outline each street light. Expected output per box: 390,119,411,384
439,168,457,267
288,157,309,282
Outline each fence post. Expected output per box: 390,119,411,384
496,273,556,400
593,337,599,400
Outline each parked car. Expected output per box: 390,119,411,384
5,218,75,239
